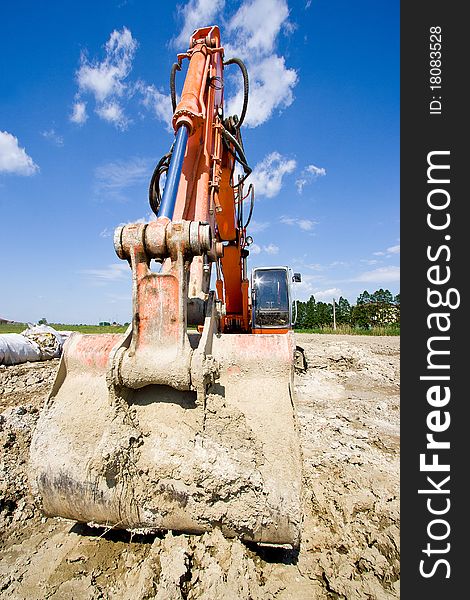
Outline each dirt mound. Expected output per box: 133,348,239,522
0,336,399,599
0,359,58,410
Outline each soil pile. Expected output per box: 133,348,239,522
0,336,399,599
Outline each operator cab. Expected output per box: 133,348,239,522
251,266,301,333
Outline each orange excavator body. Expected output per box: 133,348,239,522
29,26,302,547
166,25,251,333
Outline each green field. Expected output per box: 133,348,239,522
0,323,128,334
1,322,399,336
294,325,400,336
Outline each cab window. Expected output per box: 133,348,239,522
252,269,290,328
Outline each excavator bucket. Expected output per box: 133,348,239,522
29,329,302,546
29,219,303,547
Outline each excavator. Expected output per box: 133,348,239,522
29,26,303,547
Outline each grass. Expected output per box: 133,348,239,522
1,322,399,336
0,322,128,334
294,325,400,336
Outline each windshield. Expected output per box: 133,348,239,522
252,269,290,328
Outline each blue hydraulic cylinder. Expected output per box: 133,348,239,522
158,124,190,219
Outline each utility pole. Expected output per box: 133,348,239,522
332,297,337,330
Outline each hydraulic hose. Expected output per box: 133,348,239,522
158,124,189,219
148,147,173,216
170,62,181,113
243,184,255,230
223,57,249,129
222,127,252,186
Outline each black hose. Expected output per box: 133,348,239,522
170,63,181,113
243,184,255,230
148,146,173,216
222,127,252,180
223,57,249,129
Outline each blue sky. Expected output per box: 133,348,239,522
0,0,399,324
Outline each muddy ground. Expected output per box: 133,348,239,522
0,334,399,599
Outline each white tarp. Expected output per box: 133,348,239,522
0,333,41,366
0,324,67,366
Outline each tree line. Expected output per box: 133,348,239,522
295,289,400,330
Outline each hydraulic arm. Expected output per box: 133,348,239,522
29,26,303,547
149,26,252,332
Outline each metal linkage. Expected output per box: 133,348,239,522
114,218,211,262
111,218,214,391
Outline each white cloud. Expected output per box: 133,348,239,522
296,163,326,193
174,0,226,47
294,274,342,302
249,242,278,255
131,212,157,223
0,131,39,176
329,260,349,267
41,128,64,146
292,257,351,273
80,263,129,281
247,220,270,233
226,54,297,128
74,27,137,128
305,164,326,177
354,266,400,284
228,0,289,56
249,152,296,198
96,101,129,130
373,243,400,258
77,27,137,101
70,101,88,124
298,219,315,231
264,243,279,255
99,212,156,238
314,287,342,301
294,273,325,300
138,83,173,129
225,1,297,127
280,216,316,231
94,157,152,200
99,227,113,238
